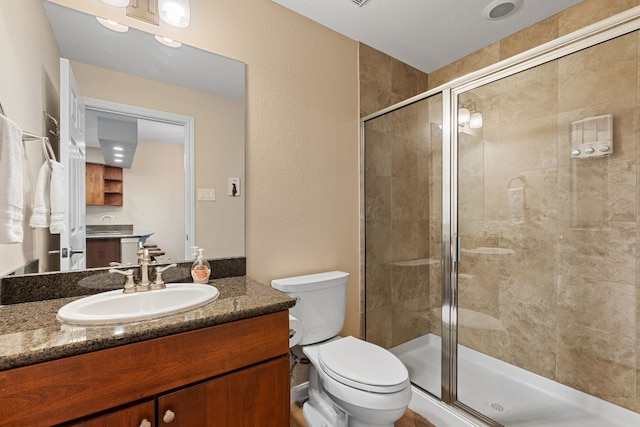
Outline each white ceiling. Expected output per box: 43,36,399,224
272,0,584,73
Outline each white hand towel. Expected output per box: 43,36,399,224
49,161,66,234
0,114,24,243
508,186,525,223
29,161,52,228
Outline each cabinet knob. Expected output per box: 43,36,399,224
163,409,176,423
139,419,152,427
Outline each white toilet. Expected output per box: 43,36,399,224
272,271,411,427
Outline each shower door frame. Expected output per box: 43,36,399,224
361,5,640,426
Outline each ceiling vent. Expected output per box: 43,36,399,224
482,0,523,20
352,0,369,6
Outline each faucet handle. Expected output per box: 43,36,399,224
109,268,136,293
151,263,177,290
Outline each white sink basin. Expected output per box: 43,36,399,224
57,283,219,325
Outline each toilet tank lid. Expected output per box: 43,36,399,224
271,271,349,292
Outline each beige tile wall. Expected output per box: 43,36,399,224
359,43,429,118
360,44,434,348
457,30,639,412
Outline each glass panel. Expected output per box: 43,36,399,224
364,93,443,398
456,32,640,426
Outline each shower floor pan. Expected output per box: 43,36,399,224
391,334,640,427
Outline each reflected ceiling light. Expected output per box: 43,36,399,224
101,0,130,6
114,153,124,158
113,146,124,151
96,16,129,33
113,158,123,163
154,35,183,48
158,0,190,28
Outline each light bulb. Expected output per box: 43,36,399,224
469,112,483,129
159,0,191,28
458,108,470,125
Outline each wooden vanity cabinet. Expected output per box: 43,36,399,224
157,357,289,426
68,401,155,426
0,311,290,427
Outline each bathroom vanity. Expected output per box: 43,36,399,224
0,276,294,426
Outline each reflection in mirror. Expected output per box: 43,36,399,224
0,1,245,276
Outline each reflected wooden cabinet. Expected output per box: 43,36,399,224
86,238,121,268
86,162,123,206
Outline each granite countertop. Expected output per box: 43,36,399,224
0,276,295,371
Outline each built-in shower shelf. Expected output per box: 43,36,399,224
393,258,440,267
461,247,515,256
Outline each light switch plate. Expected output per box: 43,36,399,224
197,188,216,201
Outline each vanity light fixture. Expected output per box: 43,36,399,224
458,101,483,129
154,35,183,48
98,0,190,28
96,16,130,32
158,0,190,28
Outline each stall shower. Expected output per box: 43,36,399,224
363,22,640,427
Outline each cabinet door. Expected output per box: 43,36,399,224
85,163,105,205
66,400,155,427
158,356,289,427
86,238,121,268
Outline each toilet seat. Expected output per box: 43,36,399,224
318,336,409,393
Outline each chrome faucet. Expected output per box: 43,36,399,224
109,248,177,293
137,248,152,291
109,247,176,294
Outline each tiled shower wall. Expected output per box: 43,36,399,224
457,31,640,412
364,96,442,349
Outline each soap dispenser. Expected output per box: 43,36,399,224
191,248,211,284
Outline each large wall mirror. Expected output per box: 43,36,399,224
0,0,245,276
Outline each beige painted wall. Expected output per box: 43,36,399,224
51,0,361,336
0,0,60,275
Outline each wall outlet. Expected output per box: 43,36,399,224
228,178,240,197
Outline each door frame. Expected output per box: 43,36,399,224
84,97,195,261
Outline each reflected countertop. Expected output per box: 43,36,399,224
85,229,154,240
0,276,295,371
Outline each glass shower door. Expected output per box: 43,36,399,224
363,92,443,399
454,30,640,426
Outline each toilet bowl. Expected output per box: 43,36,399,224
304,336,411,427
271,271,411,427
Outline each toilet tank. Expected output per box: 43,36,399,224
271,271,349,345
